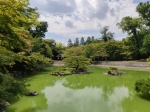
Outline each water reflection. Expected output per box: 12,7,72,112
41,80,130,112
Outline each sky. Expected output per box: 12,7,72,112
29,0,150,45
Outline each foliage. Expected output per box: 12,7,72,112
135,78,150,96
117,2,150,59
0,0,39,52
142,33,150,55
63,47,90,70
80,37,85,45
0,46,18,67
74,38,79,46
147,57,150,66
85,36,92,44
0,73,28,109
32,38,53,58
30,21,48,38
83,43,98,59
0,1,53,108
63,56,90,70
136,1,150,27
117,17,142,59
100,26,114,42
0,0,52,75
11,53,52,74
67,39,73,47
109,66,118,70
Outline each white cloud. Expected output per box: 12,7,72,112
30,0,140,43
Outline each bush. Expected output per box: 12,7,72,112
135,78,150,95
147,57,150,66
109,66,118,70
0,73,28,110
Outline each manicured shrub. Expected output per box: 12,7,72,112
147,57,150,66
109,66,118,70
135,78,150,95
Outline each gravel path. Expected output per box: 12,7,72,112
52,61,150,70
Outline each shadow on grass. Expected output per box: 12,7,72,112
6,107,17,112
137,94,150,101
7,107,40,112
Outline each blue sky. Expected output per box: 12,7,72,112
29,0,150,45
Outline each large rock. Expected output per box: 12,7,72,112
108,70,125,76
26,91,38,96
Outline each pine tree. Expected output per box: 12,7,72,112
80,37,85,45
74,38,79,46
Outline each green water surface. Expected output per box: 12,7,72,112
7,66,150,112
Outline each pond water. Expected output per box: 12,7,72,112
41,80,130,112
7,67,150,112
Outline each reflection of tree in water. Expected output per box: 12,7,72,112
41,80,131,112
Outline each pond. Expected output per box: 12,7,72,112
7,66,150,112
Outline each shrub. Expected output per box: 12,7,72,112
109,66,118,70
147,57,150,66
135,78,150,95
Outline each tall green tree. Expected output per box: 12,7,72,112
80,37,85,45
117,17,142,59
32,38,53,58
0,73,28,110
100,26,114,42
67,39,73,47
91,36,95,42
0,0,39,52
84,43,98,59
30,21,48,38
85,36,92,44
136,1,150,27
63,47,90,70
74,38,79,46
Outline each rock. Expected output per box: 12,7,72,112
0,109,6,112
1,100,10,107
107,70,125,76
26,91,38,96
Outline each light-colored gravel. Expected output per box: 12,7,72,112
52,61,150,70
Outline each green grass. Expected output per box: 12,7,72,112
7,66,150,112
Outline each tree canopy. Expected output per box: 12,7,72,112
63,47,90,70
100,26,114,42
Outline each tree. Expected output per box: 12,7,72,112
117,17,142,59
0,46,19,74
91,36,95,42
0,0,53,76
30,21,48,38
136,2,150,57
135,78,150,96
0,0,39,52
63,47,90,70
100,26,114,42
74,38,79,46
80,37,85,45
136,1,150,27
32,38,53,58
85,36,92,44
84,43,98,59
67,39,73,47
104,41,124,60
0,73,28,110
142,34,150,54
